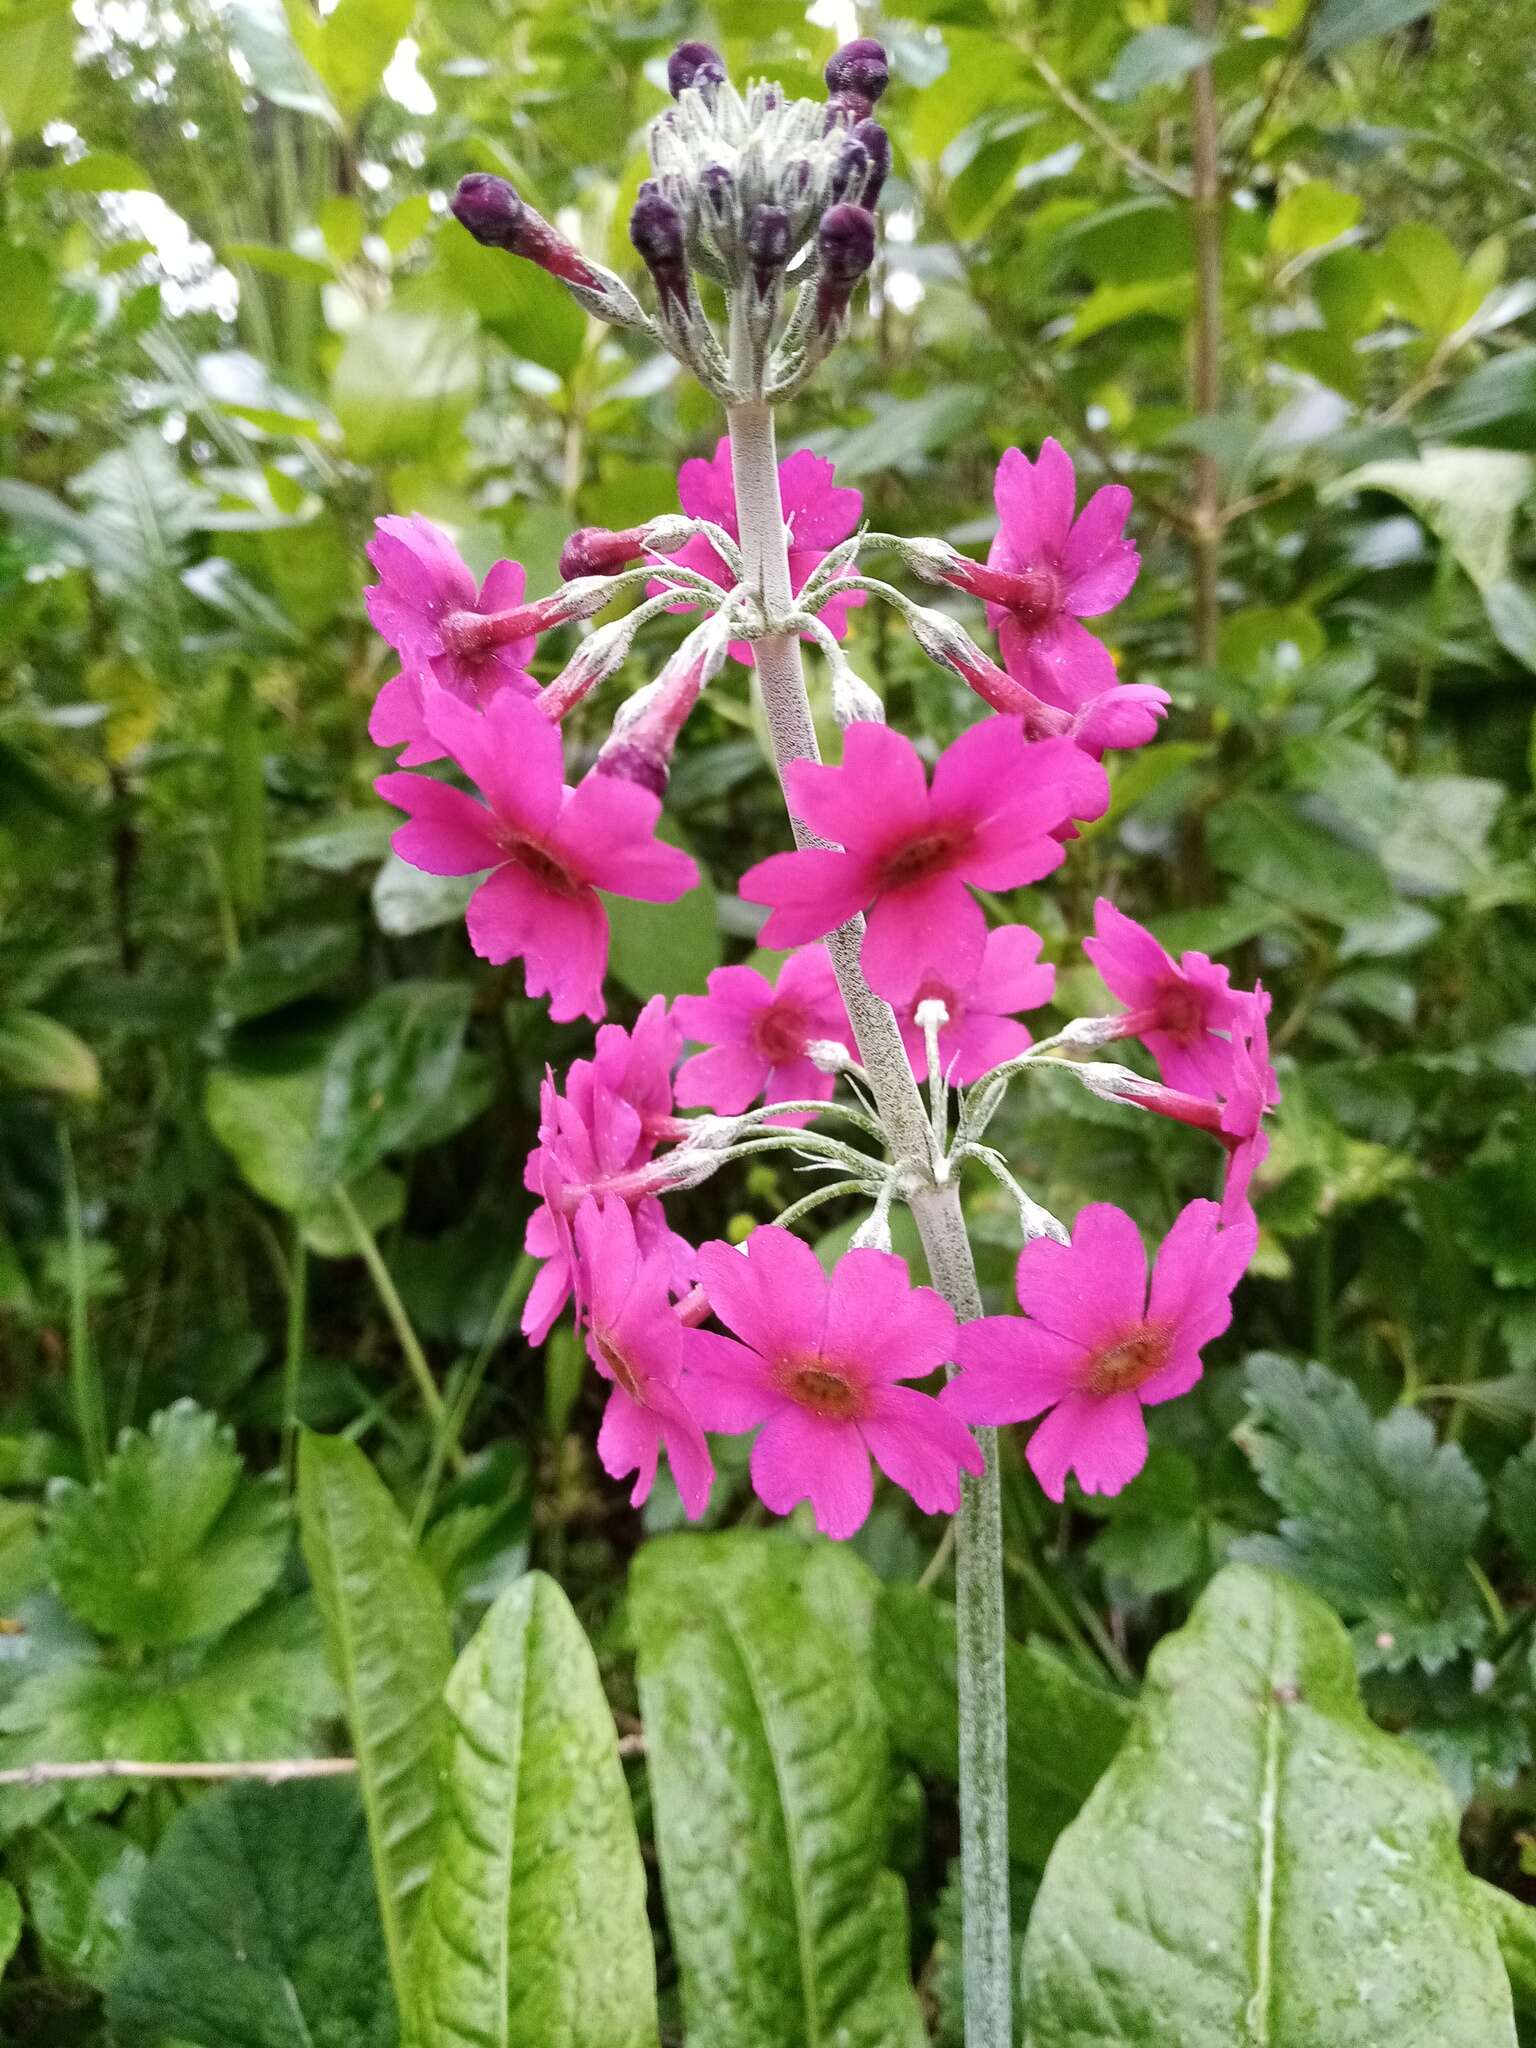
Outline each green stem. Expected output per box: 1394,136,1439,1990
281,1221,308,1488
59,1131,108,1480
410,1252,534,1534
334,1184,448,1436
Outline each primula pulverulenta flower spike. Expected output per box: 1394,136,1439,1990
375,688,697,1024
673,945,854,1128
1083,898,1258,1099
815,204,877,335
896,926,1055,1085
653,439,865,665
740,719,1106,1007
685,1227,984,1541
944,1199,1257,1502
667,39,727,97
575,1199,715,1520
987,440,1141,712
451,173,601,291
825,37,890,106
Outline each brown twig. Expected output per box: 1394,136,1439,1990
1016,33,1193,201
0,1732,647,1789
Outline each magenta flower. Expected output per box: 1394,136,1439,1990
673,946,853,1127
575,1199,714,1519
897,926,1055,1085
1083,898,1256,1098
654,438,865,664
944,1200,1256,1502
1220,993,1277,1225
982,440,1139,712
376,687,697,1024
686,1227,983,1540
366,516,538,763
740,719,1106,1007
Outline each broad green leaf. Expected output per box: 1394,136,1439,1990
1381,774,1504,896
1308,0,1439,54
13,150,152,192
603,820,720,1004
205,1059,405,1252
225,0,337,121
308,981,472,1187
632,1531,925,2048
1105,26,1218,99
432,233,587,379
1478,1881,1536,2027
372,851,475,935
212,924,360,1028
1427,347,1536,451
1331,447,1535,593
813,387,990,481
0,243,53,357
331,310,479,464
1208,792,1395,924
22,1820,145,1986
1019,1564,1517,2048
0,1877,19,1978
872,1584,1132,1870
0,0,75,142
298,1433,451,2012
412,1571,657,2048
45,1401,288,1649
1269,179,1361,255
107,1777,398,2048
0,1010,99,1095
287,0,414,122
1233,1355,1487,1671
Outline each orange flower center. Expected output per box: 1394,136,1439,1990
500,835,584,899
779,1359,865,1420
594,1333,642,1400
1085,1323,1171,1397
879,826,971,893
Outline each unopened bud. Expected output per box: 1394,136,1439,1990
745,203,791,299
700,163,735,223
829,660,885,728
536,617,634,722
451,173,599,291
852,120,891,208
815,204,877,334
667,40,727,97
630,182,690,316
638,514,695,555
559,526,645,580
826,37,890,106
823,90,873,131
807,1039,860,1076
828,136,871,206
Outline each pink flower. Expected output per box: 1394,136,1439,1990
983,440,1138,712
366,516,538,763
1220,993,1277,1225
673,946,853,1127
376,687,697,1023
897,926,1055,1084
575,1199,714,1519
739,719,1106,1007
686,1227,983,1540
1083,899,1256,1098
944,1200,1256,1501
654,439,865,665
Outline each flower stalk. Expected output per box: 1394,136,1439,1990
724,298,1014,2048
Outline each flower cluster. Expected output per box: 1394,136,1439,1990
358,35,1278,1532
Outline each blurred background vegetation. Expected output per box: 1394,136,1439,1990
3,0,1536,2037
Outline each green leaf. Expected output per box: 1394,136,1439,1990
0,1877,19,1979
1331,447,1535,593
225,0,337,121
0,0,75,143
372,851,475,935
1018,1564,1516,2048
308,981,472,1187
1105,26,1218,99
13,149,153,192
73,427,204,685
631,1531,925,2048
1496,1440,1536,1570
107,1776,398,2048
298,1433,451,2014
1427,348,1536,451
1232,1355,1488,1671
1478,1881,1536,2029
287,0,415,122
0,1009,99,1095
331,310,479,464
1269,179,1361,256
812,387,990,482
45,1401,288,1649
412,1571,657,2048
871,1584,1132,1870
603,821,720,1004
433,233,587,379
212,924,360,1028
1381,774,1504,897
1208,792,1395,924
22,1820,145,1986
1308,0,1440,55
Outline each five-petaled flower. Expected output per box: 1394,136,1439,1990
575,1198,715,1520
896,925,1055,1085
366,516,537,763
377,687,697,1023
654,439,865,664
983,440,1139,712
1084,898,1260,1099
740,719,1106,1007
943,1199,1256,1501
673,946,853,1126
686,1227,983,1540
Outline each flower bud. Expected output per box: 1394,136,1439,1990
667,40,727,97
745,203,791,299
559,526,646,580
630,182,690,315
814,203,877,334
825,37,890,106
451,173,599,291
823,90,872,131
852,120,891,209
699,162,735,222
828,136,871,206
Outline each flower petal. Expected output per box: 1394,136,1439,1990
751,1405,873,1540
821,1249,956,1383
376,772,502,875
944,1317,1085,1424
861,1384,983,1516
861,877,986,1006
1026,1389,1148,1502
696,1226,827,1362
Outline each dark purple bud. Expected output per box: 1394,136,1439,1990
823,89,872,132
700,162,735,221
783,157,814,203
825,37,889,105
815,203,877,334
630,182,690,315
452,172,599,290
667,40,727,97
828,136,871,206
852,119,891,209
745,203,791,299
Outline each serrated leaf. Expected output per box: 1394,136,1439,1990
412,1571,657,2048
1233,1355,1488,1671
632,1530,925,2048
1018,1564,1516,2047
871,1583,1132,1870
45,1401,288,1649
298,1433,451,2016
107,1776,397,2048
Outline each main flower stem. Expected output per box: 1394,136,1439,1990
725,318,1012,2048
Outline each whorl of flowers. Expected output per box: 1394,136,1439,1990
361,38,1277,1536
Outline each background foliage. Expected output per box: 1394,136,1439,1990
3,0,1536,2039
